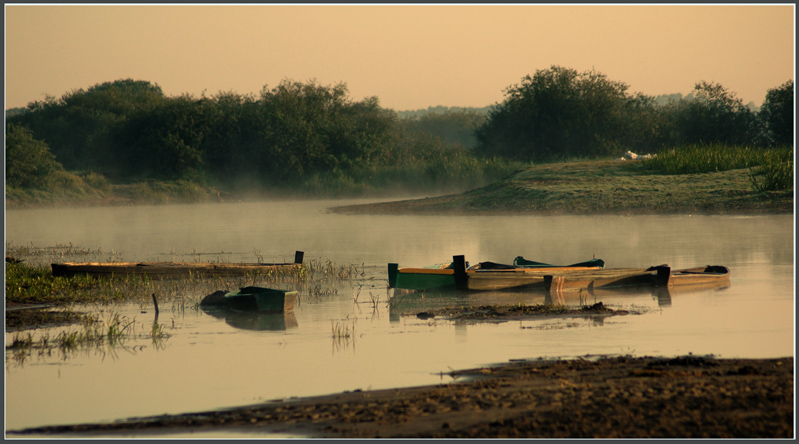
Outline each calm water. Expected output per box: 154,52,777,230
4,200,795,432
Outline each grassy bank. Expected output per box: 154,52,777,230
331,155,793,216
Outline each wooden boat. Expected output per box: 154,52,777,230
544,265,730,293
545,266,670,293
453,255,605,291
664,265,730,287
200,286,297,313
388,255,604,291
51,251,304,279
387,262,465,291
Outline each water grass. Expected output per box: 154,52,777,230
331,318,357,352
6,310,171,367
5,245,371,313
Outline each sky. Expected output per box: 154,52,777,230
4,4,795,111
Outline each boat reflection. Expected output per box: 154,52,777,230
546,280,732,307
389,278,732,320
201,307,298,331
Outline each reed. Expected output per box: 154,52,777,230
6,310,171,366
643,144,778,175
332,317,357,337
749,147,793,192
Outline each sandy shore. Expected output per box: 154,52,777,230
9,354,793,438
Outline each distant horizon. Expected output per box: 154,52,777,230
5,5,793,111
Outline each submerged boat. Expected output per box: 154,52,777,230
388,255,605,292
200,286,297,313
51,251,304,279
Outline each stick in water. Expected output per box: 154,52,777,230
152,293,159,316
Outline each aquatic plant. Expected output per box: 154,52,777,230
5,310,171,367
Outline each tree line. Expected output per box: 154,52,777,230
475,66,792,162
5,67,793,195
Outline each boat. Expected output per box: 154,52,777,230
388,255,605,292
200,286,297,313
51,251,304,279
461,256,605,291
664,265,730,287
387,261,467,291
544,265,730,294
544,265,670,293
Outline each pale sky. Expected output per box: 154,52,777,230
4,4,795,111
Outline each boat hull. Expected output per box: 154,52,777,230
544,265,731,293
466,266,604,291
388,256,605,292
51,251,304,280
391,267,459,290
666,266,730,287
545,267,667,293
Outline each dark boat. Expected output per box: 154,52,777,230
200,286,297,313
51,251,304,279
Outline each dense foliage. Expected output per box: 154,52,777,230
7,79,515,196
759,80,794,147
5,123,64,188
475,66,793,162
5,69,794,200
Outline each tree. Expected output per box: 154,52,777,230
759,80,794,147
669,81,758,146
403,110,486,149
8,79,167,170
5,123,64,188
475,66,642,162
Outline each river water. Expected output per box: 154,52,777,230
4,199,795,433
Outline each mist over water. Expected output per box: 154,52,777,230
5,200,794,432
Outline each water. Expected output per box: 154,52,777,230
4,200,795,432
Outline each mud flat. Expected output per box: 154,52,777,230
9,355,793,438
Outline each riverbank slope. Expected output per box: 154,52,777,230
331,160,793,216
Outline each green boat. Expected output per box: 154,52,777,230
387,262,463,291
201,286,297,313
388,256,605,292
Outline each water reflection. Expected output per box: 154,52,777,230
389,278,733,316
201,308,299,331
